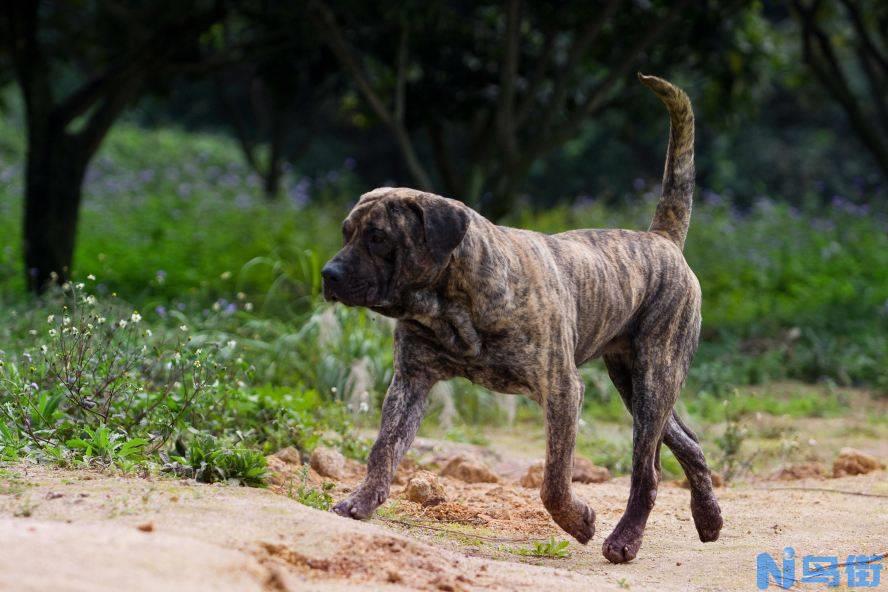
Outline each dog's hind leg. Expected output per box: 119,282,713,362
663,412,723,542
602,351,681,564
606,353,722,542
604,352,662,481
540,370,596,544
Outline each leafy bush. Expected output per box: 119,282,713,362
169,434,267,486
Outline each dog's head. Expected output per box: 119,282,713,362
321,188,470,312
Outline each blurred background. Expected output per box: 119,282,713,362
0,1,885,483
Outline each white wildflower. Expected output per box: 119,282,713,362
130,311,142,323
118,319,128,328
179,324,188,332
87,274,96,281
46,315,55,323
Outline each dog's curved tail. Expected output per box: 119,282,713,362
638,73,695,251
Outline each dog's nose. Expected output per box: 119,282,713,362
321,262,343,286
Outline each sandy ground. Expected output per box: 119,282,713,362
1,442,885,592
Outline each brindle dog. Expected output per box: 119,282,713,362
321,74,723,563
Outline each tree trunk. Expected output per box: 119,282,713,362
23,134,88,292
263,102,286,200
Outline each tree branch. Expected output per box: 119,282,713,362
497,0,521,163
793,0,888,174
514,26,555,127
394,19,408,124
215,74,260,173
839,0,888,72
539,0,687,161
308,0,434,189
534,0,623,141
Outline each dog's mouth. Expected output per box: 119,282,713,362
323,280,379,308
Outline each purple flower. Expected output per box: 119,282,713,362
155,306,167,317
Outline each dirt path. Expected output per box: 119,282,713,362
1,453,885,592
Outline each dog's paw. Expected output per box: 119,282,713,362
332,487,387,520
602,523,644,564
690,493,723,542
550,498,596,545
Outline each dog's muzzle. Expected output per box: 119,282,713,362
321,261,345,302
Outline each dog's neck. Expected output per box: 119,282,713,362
381,214,515,358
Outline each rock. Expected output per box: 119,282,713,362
769,462,828,481
679,471,724,489
519,462,544,488
439,456,499,484
518,458,611,488
404,470,447,506
310,447,346,480
265,447,306,487
271,446,302,465
572,457,611,483
393,458,418,485
832,448,884,477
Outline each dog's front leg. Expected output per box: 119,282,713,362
333,370,434,520
540,372,596,544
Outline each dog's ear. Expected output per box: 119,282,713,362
414,196,470,264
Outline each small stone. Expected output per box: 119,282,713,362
572,457,611,483
271,446,302,465
439,456,498,484
519,461,545,488
679,471,724,489
520,458,611,488
387,570,402,583
769,462,828,481
832,448,884,477
310,447,346,480
136,522,154,533
404,470,447,506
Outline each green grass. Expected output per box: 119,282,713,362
510,537,571,559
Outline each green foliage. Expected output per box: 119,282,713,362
512,537,571,559
288,465,336,511
714,400,752,483
66,425,147,469
170,434,267,486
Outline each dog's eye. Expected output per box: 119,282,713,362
369,229,387,244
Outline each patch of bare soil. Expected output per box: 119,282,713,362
1,433,885,591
